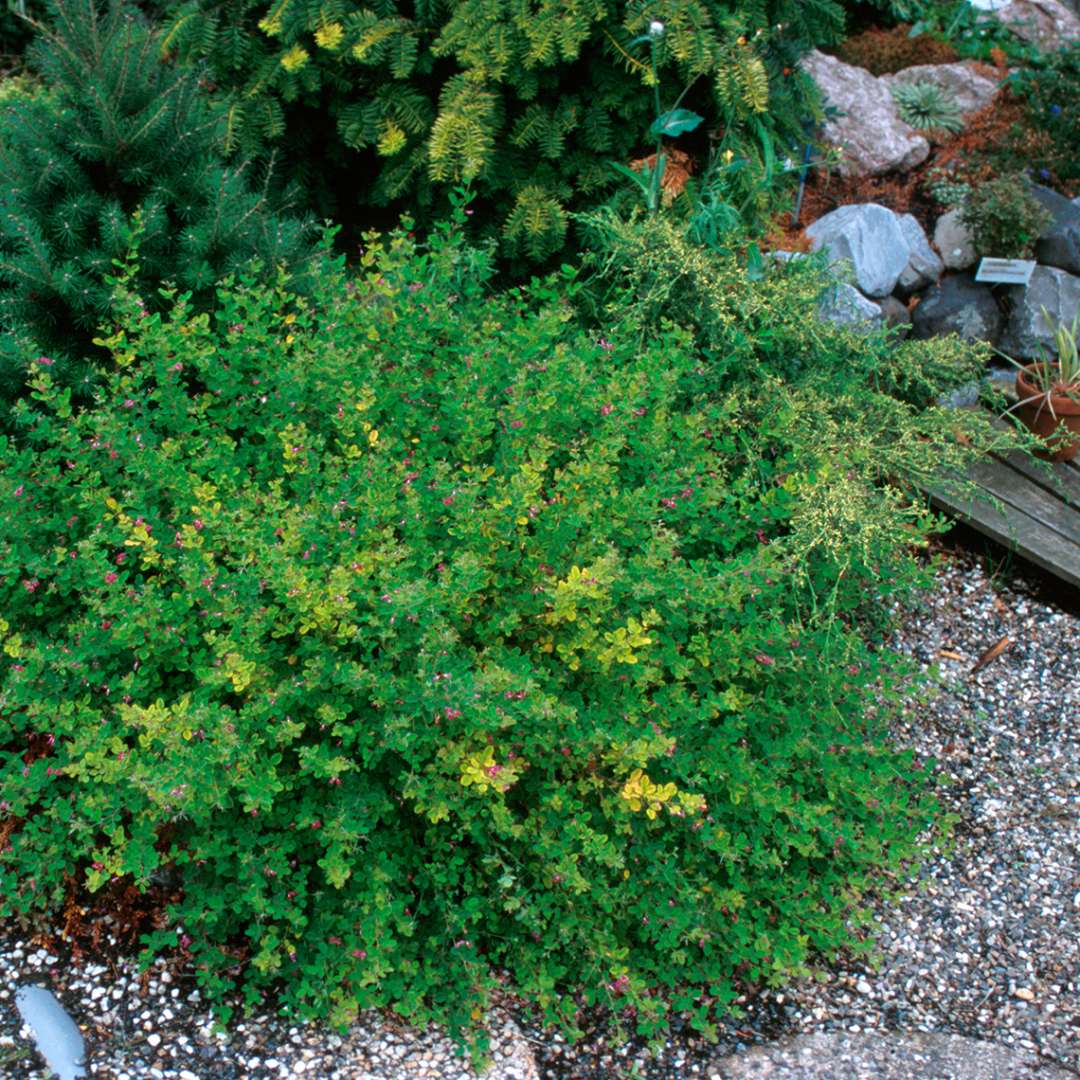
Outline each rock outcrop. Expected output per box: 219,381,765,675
800,50,930,178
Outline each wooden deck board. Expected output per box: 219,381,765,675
923,408,1080,587
929,481,1080,589
966,458,1080,543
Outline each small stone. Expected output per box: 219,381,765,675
1014,987,1036,1001
817,283,885,330
933,209,977,271
147,1033,162,1048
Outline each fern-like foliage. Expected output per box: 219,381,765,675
153,0,845,261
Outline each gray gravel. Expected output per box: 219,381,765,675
3,551,1078,1079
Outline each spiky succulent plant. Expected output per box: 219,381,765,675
890,81,965,134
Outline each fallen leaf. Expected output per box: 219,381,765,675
937,649,965,662
970,635,1012,674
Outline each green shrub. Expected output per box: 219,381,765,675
155,0,847,260
1012,41,1080,187
958,173,1051,258
0,211,1012,1045
0,0,315,413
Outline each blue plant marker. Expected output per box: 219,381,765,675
14,985,87,1080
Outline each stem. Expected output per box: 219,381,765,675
649,39,663,214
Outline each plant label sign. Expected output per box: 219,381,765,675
975,258,1037,286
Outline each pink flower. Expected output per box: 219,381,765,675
192,519,203,530
754,653,775,666
22,578,39,593
36,356,54,366
14,484,24,497
123,399,135,408
600,403,614,417
170,362,183,372
104,572,118,585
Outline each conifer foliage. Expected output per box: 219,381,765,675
0,0,314,407
158,0,845,259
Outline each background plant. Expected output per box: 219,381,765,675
152,0,848,262
0,207,1019,1046
958,173,1051,258
1011,41,1080,188
859,0,1038,65
833,23,958,76
0,0,315,415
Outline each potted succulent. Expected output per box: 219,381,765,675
1007,307,1080,462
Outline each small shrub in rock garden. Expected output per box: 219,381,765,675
1012,41,1080,187
0,213,1012,1046
834,23,958,76
959,173,1052,258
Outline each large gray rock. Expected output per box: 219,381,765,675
807,204,911,298
817,282,885,330
934,208,977,271
708,1031,1074,1079
896,213,944,295
881,63,1001,118
799,50,930,178
911,273,1004,344
992,0,1080,47
1030,182,1080,275
1000,265,1080,359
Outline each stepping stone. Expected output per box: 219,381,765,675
707,1031,1074,1079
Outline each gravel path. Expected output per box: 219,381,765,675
3,550,1078,1079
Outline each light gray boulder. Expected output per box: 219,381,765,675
881,63,1001,118
807,204,911,298
896,213,945,295
991,0,1080,48
799,50,930,178
934,209,977,271
911,273,1004,344
1029,183,1080,276
817,283,886,330
999,265,1080,359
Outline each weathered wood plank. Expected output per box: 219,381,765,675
985,415,1080,509
989,449,1080,511
966,458,1080,543
928,483,1080,590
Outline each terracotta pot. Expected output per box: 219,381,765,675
1014,364,1080,463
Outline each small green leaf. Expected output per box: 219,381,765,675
650,109,703,138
